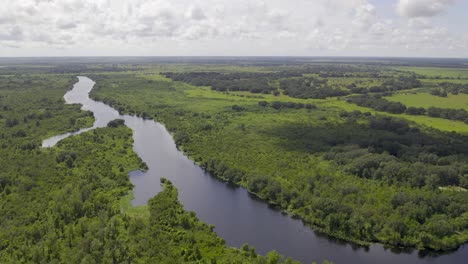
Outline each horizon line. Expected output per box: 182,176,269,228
0,55,467,60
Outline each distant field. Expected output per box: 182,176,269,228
326,99,468,135
420,78,468,85
183,80,468,135
387,92,468,110
326,77,382,89
396,66,468,79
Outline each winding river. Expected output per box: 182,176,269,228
43,76,467,264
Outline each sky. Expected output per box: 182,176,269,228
0,0,467,57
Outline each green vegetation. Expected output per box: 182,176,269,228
89,64,468,252
346,94,407,114
396,66,468,79
139,178,299,263
0,75,94,140
321,97,468,134
2,60,468,262
348,93,468,123
387,92,468,110
0,72,301,263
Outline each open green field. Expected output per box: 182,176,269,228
178,83,468,135
420,78,468,85
387,92,468,110
396,66,468,79
325,99,468,134
159,70,468,147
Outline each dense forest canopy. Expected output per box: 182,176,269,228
0,73,300,263
1,60,468,263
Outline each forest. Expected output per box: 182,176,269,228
0,72,300,263
88,63,468,252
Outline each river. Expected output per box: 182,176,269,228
43,76,467,264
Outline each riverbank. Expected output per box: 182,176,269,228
87,71,468,263
36,76,301,263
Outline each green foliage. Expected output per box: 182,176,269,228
280,77,350,99
347,94,407,114
142,179,300,263
164,71,301,94
89,68,468,252
107,118,125,127
0,72,301,263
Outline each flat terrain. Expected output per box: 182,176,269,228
89,61,468,251
387,92,468,110
396,66,468,79
0,58,467,263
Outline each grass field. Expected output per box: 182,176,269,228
396,66,468,79
324,99,468,134
387,92,468,110
194,83,468,135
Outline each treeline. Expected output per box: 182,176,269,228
200,158,292,207
382,75,422,90
427,107,468,123
258,100,317,110
164,69,422,99
407,106,468,123
164,71,303,94
346,95,407,114
431,82,468,97
430,88,448,97
313,65,382,78
164,72,272,93
349,75,421,94
347,94,468,123
280,77,350,99
323,114,468,188
439,82,468,94
280,75,421,99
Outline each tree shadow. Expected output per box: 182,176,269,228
261,118,468,158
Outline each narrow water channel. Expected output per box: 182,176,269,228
43,76,467,264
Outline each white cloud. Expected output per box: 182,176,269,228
397,0,454,18
0,0,466,57
352,2,377,29
407,18,433,29
186,6,206,21
0,26,24,41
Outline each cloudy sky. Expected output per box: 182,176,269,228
0,0,467,57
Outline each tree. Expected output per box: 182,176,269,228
107,119,125,127
271,101,282,110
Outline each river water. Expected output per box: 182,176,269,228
43,76,467,264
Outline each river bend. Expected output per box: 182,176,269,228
43,76,467,264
